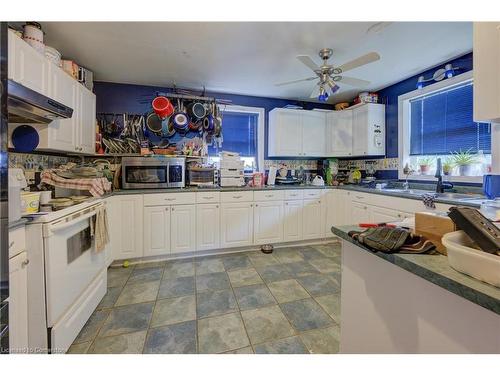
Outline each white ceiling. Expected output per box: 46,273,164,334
39,22,472,103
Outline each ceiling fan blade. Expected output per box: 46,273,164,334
275,76,317,87
337,76,371,88
310,84,321,99
337,52,380,73
297,55,320,71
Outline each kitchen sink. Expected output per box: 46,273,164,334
381,188,483,201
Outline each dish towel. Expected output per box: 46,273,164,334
41,170,112,197
90,205,110,252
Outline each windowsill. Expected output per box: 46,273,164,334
398,172,483,184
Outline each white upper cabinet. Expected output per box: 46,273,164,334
8,30,49,96
473,22,500,122
327,110,353,157
78,86,97,154
352,103,385,156
301,110,326,157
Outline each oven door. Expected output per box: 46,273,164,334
122,164,169,189
168,163,185,188
43,205,106,327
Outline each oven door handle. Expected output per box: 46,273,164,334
49,210,97,233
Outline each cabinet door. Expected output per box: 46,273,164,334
324,190,345,237
254,200,284,245
269,110,303,156
352,105,368,156
196,203,220,251
8,30,49,95
328,110,353,156
220,202,254,248
109,195,144,260
350,201,370,225
171,205,196,254
144,206,171,257
77,86,96,154
47,64,78,152
302,111,326,157
370,206,401,223
283,200,303,242
9,251,29,351
302,199,323,240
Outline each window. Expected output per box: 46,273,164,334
207,105,264,171
399,71,492,183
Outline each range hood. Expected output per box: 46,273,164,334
7,79,73,124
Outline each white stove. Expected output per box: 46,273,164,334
25,198,107,353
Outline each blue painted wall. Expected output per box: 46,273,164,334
93,82,333,159
377,52,473,158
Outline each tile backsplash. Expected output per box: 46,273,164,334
8,152,79,170
263,159,319,171
337,157,399,171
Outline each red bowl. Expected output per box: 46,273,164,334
152,96,174,119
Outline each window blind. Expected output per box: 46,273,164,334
409,81,491,156
208,111,258,157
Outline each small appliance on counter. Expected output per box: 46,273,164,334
8,168,27,222
219,151,245,187
121,156,185,189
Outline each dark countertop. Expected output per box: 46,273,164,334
8,218,28,229
332,225,500,316
109,184,484,207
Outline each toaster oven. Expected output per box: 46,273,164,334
121,156,185,189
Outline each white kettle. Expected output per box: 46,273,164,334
311,175,325,186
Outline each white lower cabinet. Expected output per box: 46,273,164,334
284,200,303,242
9,251,29,351
196,203,220,251
302,199,323,240
350,201,370,224
144,206,171,257
370,206,406,223
220,202,254,248
108,195,144,261
253,200,284,245
170,205,196,254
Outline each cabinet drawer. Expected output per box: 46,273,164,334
9,226,26,259
143,192,196,206
254,190,285,201
284,190,304,200
196,191,221,203
302,189,323,199
221,191,254,203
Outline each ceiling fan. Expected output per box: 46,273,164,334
275,48,381,101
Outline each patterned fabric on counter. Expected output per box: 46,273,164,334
41,170,112,197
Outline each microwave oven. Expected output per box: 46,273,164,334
121,156,185,189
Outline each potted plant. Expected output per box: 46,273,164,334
442,158,454,176
450,149,477,176
418,156,434,175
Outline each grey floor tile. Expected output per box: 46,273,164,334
196,289,238,319
256,264,292,283
233,284,276,310
195,258,225,275
254,336,309,354
97,287,122,310
89,331,147,354
273,249,305,264
134,261,167,269
296,274,339,296
73,309,110,344
247,252,280,268
67,341,91,354
280,299,334,332
222,255,252,271
267,279,309,303
127,267,164,285
327,271,342,284
107,267,133,288
240,305,295,345
314,293,341,324
198,312,250,353
144,321,197,354
151,295,196,328
227,268,263,287
312,243,342,258
99,302,154,338
224,346,254,354
297,247,327,261
164,260,195,278
283,261,320,278
300,326,340,354
115,280,160,306
308,257,341,274
196,272,231,292
158,276,195,299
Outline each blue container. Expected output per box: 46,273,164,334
483,174,500,199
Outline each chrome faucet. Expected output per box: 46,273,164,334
435,158,453,193
402,163,414,191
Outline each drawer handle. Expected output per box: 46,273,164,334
355,195,364,199
171,208,175,211
165,198,176,201
265,194,273,198
203,196,214,200
21,259,29,267
233,195,243,199
9,241,14,249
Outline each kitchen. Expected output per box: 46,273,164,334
1,8,500,371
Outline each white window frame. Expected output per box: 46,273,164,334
216,104,265,172
398,70,489,184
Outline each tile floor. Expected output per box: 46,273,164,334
67,242,342,354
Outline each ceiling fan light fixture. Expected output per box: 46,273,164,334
318,85,328,101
